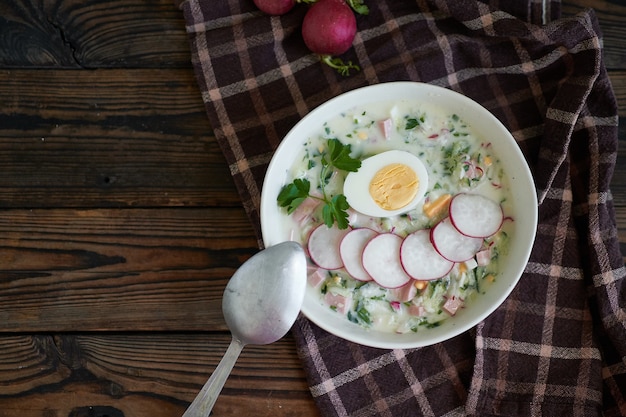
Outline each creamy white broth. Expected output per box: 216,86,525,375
279,99,513,333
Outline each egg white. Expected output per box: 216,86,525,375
344,150,429,218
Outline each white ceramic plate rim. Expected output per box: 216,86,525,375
260,82,538,349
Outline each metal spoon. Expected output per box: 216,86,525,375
182,241,307,417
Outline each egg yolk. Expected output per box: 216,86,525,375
369,163,419,210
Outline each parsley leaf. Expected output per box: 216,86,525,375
324,138,361,172
322,194,350,229
277,178,310,214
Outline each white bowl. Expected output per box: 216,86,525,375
260,82,537,349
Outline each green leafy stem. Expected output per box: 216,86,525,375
277,138,361,229
296,0,369,14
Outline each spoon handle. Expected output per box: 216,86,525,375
182,338,245,417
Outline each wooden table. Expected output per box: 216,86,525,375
0,1,623,416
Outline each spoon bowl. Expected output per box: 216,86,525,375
223,241,307,345
182,241,307,417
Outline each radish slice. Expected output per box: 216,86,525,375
307,224,350,269
449,193,503,237
431,217,483,262
400,229,454,280
339,228,377,281
362,233,411,289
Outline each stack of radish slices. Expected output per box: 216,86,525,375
307,193,505,289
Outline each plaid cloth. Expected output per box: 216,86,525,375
180,0,626,415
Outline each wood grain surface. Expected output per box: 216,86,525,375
0,0,623,415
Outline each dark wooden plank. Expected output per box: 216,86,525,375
77,334,316,408
0,207,258,332
609,72,626,116
0,1,79,68
0,335,72,395
0,334,319,417
0,0,190,68
0,68,241,208
561,0,626,69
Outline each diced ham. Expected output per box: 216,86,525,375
324,292,352,314
378,118,393,140
292,197,321,224
408,304,425,317
391,281,418,303
475,248,491,266
442,296,463,316
307,267,326,288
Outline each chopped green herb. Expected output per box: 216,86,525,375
356,305,372,325
347,311,358,324
426,321,442,329
405,118,420,130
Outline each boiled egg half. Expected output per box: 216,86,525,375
344,150,429,218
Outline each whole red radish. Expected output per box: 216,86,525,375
253,0,296,15
302,0,360,75
302,0,356,55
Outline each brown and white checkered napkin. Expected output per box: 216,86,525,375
180,0,626,415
